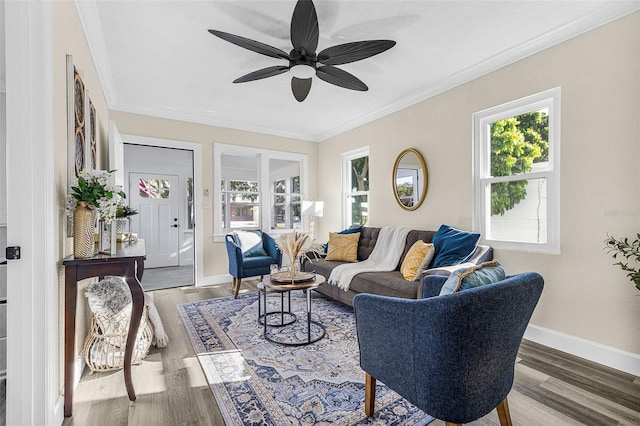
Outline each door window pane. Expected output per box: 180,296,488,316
139,178,170,199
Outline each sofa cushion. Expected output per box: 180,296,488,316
357,227,381,261
324,225,363,253
430,224,480,268
439,260,506,295
233,230,267,257
412,244,437,280
400,241,435,281
350,271,420,299
398,230,436,267
325,232,360,262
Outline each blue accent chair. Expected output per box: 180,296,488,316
354,272,544,425
225,232,282,299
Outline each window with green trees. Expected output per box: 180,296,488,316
343,147,369,227
474,88,560,253
214,144,307,237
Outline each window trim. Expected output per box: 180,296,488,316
213,143,308,241
473,87,561,254
342,146,370,228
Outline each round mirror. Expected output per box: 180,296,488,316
392,148,428,210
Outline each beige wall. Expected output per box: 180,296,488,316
52,1,638,377
53,1,111,393
109,111,319,277
318,13,640,355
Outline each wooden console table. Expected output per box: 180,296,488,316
62,240,146,417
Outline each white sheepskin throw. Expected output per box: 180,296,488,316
86,276,131,316
86,276,169,348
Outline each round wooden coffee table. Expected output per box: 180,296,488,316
257,273,326,346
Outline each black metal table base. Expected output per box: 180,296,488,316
257,282,326,346
257,290,296,327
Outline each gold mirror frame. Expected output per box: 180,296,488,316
392,148,428,211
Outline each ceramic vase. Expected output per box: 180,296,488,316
73,201,97,258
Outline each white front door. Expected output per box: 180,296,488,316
129,173,181,268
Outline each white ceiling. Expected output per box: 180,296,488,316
76,0,640,142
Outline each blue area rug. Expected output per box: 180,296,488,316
178,291,433,425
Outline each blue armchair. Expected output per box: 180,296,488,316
354,272,544,425
225,232,282,299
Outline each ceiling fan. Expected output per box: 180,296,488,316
208,0,396,102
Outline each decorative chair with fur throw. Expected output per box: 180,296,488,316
354,271,543,425
83,276,169,372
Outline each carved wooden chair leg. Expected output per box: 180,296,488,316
233,278,242,299
365,373,376,417
496,398,512,426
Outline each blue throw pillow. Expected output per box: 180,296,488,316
324,225,363,253
439,261,506,295
234,230,267,257
430,224,481,268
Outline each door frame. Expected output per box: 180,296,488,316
5,1,59,424
122,134,204,286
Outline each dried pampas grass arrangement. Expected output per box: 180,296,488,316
275,231,324,276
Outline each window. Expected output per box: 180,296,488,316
342,147,369,227
186,177,194,229
473,87,560,253
214,144,307,239
139,178,170,199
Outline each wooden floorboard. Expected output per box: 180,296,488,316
63,281,640,426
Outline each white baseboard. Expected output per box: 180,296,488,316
53,394,64,426
196,274,233,287
524,324,640,376
74,356,85,386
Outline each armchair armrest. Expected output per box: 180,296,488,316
225,234,244,277
262,232,282,266
418,275,447,298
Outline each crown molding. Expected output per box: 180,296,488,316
74,0,117,106
80,1,639,143
111,103,320,142
316,2,640,141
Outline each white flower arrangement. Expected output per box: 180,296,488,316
68,170,126,222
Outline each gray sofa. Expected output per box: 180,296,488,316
302,227,493,306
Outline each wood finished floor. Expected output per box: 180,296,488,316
63,281,640,426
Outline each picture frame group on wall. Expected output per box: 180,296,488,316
67,54,96,182
66,55,102,242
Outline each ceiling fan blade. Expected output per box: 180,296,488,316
208,29,289,60
233,66,289,83
316,66,368,91
291,77,312,102
317,40,396,65
290,0,319,55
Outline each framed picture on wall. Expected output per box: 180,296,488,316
87,99,96,170
68,56,85,178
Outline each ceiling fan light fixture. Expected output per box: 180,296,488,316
289,64,316,79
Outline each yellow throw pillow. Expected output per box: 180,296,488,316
401,241,435,281
325,232,360,262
